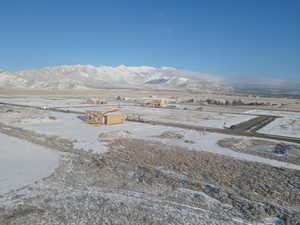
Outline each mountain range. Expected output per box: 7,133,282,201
0,65,229,91
0,64,299,95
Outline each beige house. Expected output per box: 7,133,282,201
85,109,125,125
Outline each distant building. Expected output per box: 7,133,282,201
144,99,165,108
84,98,107,105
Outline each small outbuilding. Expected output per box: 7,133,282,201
85,109,125,125
104,111,125,125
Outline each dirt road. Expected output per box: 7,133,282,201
229,115,278,132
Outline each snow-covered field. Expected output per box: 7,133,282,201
0,96,137,110
247,109,300,138
1,98,300,197
1,98,300,224
121,106,256,129
58,104,256,129
0,96,258,129
0,133,60,195
2,109,299,171
0,96,86,108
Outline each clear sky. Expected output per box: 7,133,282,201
0,0,299,79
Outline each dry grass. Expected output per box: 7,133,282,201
107,138,300,205
108,139,247,185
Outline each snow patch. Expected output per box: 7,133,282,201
0,133,60,195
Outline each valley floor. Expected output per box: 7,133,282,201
0,92,299,225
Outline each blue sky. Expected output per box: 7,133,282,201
0,0,299,79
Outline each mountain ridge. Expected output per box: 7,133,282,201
0,65,229,91
1,65,299,95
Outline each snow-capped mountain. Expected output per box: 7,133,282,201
0,65,229,91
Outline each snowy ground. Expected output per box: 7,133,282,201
0,96,257,129
1,101,300,224
2,109,299,171
247,109,300,138
0,133,60,195
0,96,133,108
0,96,84,108
59,105,257,129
